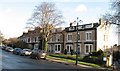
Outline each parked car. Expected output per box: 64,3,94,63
2,46,7,50
39,50,47,59
13,48,22,55
6,47,14,52
0,46,2,49
30,49,47,60
20,49,32,56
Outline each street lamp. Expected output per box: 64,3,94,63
72,17,82,65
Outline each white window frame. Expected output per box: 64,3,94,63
27,37,31,43
85,44,93,54
67,33,72,42
78,32,80,41
48,44,54,52
35,37,36,42
56,34,60,42
33,37,37,42
24,38,27,42
78,26,82,30
85,31,92,41
85,24,92,28
50,37,53,42
66,45,73,53
104,34,108,42
34,44,39,49
38,37,41,42
54,44,61,53
23,38,25,42
25,38,27,43
36,36,39,42
48,44,52,52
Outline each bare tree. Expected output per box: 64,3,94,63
0,31,4,45
27,2,64,51
112,0,120,23
112,0,120,15
102,0,120,24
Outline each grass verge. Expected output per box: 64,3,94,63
47,55,101,68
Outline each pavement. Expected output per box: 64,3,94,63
112,61,120,71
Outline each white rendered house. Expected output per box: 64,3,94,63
97,19,119,51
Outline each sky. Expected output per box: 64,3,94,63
0,0,111,39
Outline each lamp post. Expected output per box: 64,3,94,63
75,17,82,65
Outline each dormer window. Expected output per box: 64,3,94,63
69,26,75,31
78,26,82,30
85,24,92,28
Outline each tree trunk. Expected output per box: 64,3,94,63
43,37,48,52
42,38,44,50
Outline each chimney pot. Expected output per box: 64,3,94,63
70,22,72,27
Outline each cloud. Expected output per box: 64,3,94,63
0,8,28,38
75,4,87,13
0,0,110,2
5,8,13,13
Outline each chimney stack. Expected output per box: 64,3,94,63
106,19,110,26
99,18,104,25
70,22,73,27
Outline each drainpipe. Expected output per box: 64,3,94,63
95,28,97,51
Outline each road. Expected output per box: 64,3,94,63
0,48,2,71
0,47,110,71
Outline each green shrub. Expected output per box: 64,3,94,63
82,49,106,65
113,51,120,61
64,49,67,55
82,56,104,65
49,50,106,65
13,40,29,49
89,49,104,57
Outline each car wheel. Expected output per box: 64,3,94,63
20,54,23,56
37,56,40,60
43,58,46,60
30,55,32,58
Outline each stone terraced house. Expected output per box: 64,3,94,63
18,19,119,56
48,28,64,54
63,22,98,56
18,27,43,50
